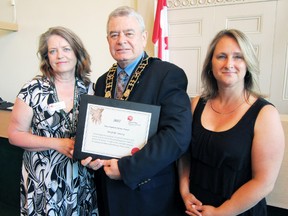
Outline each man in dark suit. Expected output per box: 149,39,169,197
82,6,192,216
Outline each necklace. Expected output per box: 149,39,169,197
210,99,246,115
52,78,78,138
104,56,150,100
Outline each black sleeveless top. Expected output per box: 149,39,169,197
189,97,272,216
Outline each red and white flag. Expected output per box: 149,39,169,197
152,0,169,61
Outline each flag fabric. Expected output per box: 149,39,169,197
152,0,169,61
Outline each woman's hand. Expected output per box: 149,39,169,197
54,138,75,158
81,157,104,170
182,192,203,216
81,158,121,180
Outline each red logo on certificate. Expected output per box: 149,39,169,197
127,115,133,121
131,147,140,155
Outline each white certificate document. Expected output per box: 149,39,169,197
73,95,160,160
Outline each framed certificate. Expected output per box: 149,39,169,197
73,95,160,160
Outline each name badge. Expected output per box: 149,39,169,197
48,101,66,112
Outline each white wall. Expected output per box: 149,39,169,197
0,0,155,103
266,117,288,209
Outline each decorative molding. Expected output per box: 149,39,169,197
169,19,202,37
226,16,262,33
167,0,277,9
169,47,202,97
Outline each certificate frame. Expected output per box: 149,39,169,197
73,95,160,160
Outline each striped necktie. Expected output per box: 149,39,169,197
116,70,128,99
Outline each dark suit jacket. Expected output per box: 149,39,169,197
94,53,192,216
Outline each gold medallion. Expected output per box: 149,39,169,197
104,57,150,100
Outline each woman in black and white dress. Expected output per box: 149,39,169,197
8,26,98,216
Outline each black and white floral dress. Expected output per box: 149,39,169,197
18,76,98,216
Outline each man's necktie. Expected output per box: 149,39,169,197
116,70,128,99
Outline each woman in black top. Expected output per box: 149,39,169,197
178,29,285,216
